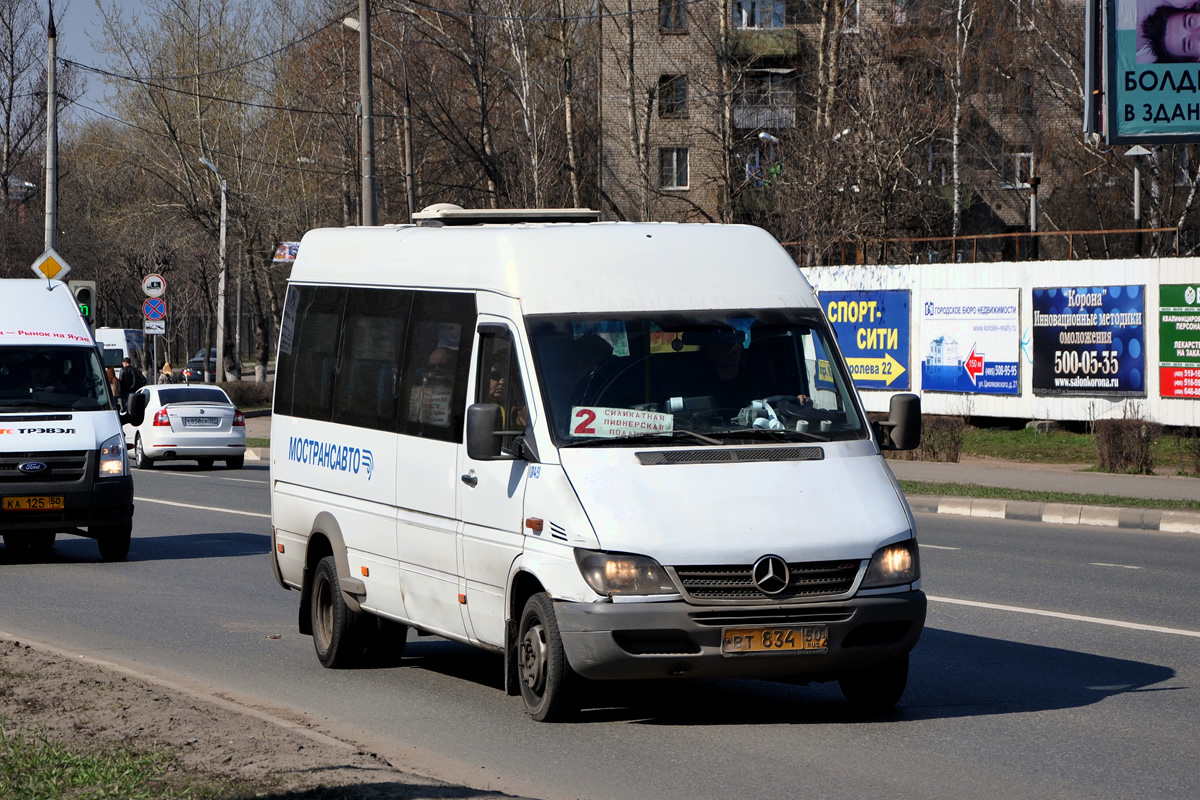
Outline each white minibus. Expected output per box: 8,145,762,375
269,207,924,720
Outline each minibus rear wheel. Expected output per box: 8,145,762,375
517,593,576,722
838,654,909,712
311,556,366,668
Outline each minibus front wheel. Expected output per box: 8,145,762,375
517,593,576,722
838,653,909,712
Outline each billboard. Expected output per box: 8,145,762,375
821,290,910,390
1107,0,1200,142
1160,283,1200,398
1032,285,1146,395
919,289,1020,394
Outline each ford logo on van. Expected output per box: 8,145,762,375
752,555,790,595
17,461,48,474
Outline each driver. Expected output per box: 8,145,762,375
23,355,67,393
697,335,812,413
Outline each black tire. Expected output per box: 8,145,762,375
311,556,366,668
134,435,154,469
95,524,132,562
517,592,576,722
225,455,244,469
838,654,909,712
197,457,216,470
2,535,29,557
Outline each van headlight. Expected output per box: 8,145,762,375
860,539,919,588
575,550,677,596
98,433,128,477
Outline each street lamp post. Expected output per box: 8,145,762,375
343,0,377,226
344,11,416,222
1126,145,1150,257
199,157,227,385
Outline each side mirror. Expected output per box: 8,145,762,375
876,393,921,451
466,403,503,460
125,392,148,428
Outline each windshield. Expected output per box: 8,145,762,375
0,346,114,411
527,310,866,447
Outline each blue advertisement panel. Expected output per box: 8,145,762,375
919,288,1021,394
1108,0,1200,142
1032,286,1147,396
821,290,910,390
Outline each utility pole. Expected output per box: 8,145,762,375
45,7,57,251
358,0,377,226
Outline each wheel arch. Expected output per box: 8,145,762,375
298,512,361,636
504,568,547,696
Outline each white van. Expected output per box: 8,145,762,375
269,207,924,720
94,327,145,371
0,280,134,561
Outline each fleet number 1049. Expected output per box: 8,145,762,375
1054,350,1117,376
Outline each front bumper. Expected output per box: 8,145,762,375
554,591,926,681
0,476,133,534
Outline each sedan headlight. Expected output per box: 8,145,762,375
574,550,677,596
98,433,128,477
860,539,919,588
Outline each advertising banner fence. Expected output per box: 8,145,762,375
919,289,1020,394
1160,283,1200,398
1032,286,1147,395
821,290,910,390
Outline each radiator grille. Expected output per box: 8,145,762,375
672,560,861,602
0,451,89,484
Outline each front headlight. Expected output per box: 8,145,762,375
98,433,128,477
574,550,677,596
860,539,919,588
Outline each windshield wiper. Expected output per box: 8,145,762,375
563,428,723,448
706,427,829,443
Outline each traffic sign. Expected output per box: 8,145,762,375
141,273,166,298
143,297,167,321
144,320,166,335
31,248,71,281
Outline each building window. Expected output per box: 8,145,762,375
660,0,687,32
1004,152,1034,189
658,75,688,117
843,0,860,32
659,147,690,189
732,0,785,28
733,70,797,129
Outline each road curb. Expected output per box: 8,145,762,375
906,495,1200,534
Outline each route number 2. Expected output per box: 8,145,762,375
573,408,597,435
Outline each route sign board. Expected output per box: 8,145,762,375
142,297,167,321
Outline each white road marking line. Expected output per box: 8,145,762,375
135,496,270,519
920,544,960,550
929,595,1200,638
1090,562,1143,570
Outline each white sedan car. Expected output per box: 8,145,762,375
123,384,246,469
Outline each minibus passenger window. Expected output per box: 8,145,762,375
398,291,475,443
275,285,346,422
331,288,411,431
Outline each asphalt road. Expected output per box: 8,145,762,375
2,464,1198,799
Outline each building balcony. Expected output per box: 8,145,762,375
733,104,796,130
729,28,803,58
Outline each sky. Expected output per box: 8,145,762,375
53,0,114,118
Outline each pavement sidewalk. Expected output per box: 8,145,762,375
889,456,1200,534
242,412,1200,534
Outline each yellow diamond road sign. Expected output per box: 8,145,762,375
31,248,72,281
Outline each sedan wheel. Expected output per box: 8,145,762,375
134,435,154,469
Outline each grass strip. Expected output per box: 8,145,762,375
898,480,1200,512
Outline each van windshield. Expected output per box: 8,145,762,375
526,310,866,447
0,346,114,411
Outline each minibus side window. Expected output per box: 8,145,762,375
476,327,529,435
276,285,346,422
331,288,412,431
398,291,475,443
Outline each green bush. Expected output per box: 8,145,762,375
1094,419,1161,474
1171,427,1200,476
918,415,965,463
218,380,273,408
